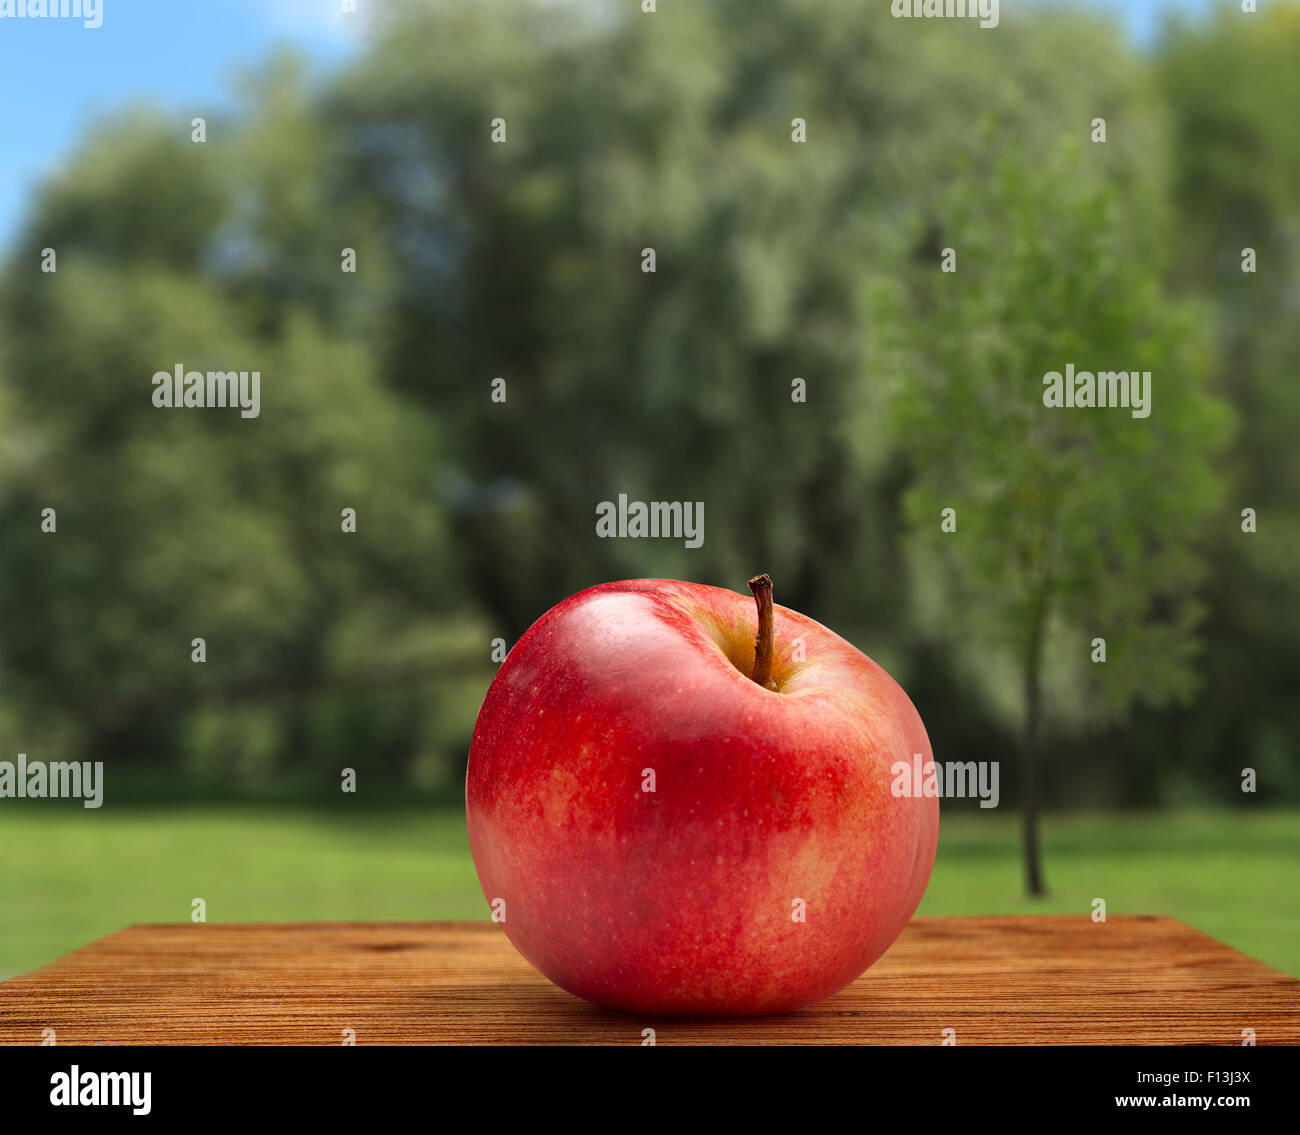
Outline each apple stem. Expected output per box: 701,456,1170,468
747,573,776,690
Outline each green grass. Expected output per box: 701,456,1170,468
917,808,1300,977
1,806,1296,980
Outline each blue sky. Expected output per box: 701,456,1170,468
0,0,1213,251
0,0,364,250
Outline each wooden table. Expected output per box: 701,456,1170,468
1,915,1296,1045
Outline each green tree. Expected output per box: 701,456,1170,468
1,0,1285,815
1153,2,1300,802
870,140,1232,893
0,104,478,785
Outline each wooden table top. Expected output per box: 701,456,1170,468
1,915,1296,1045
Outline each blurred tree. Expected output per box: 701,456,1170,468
1152,2,1300,804
0,0,1290,814
0,105,478,786
871,139,1231,893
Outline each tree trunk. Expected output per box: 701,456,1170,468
1021,621,1047,897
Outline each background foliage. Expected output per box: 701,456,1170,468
1,4,1296,812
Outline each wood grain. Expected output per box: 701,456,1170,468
1,916,1296,1045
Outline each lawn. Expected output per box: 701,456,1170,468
2,806,1296,981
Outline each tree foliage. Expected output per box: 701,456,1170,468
0,1,1292,811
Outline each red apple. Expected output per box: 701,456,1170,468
466,576,938,1015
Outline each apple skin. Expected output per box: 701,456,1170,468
466,579,939,1016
